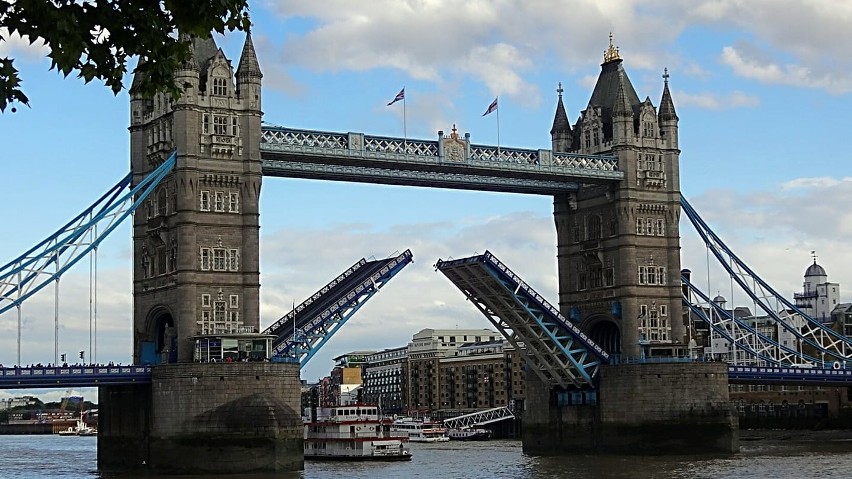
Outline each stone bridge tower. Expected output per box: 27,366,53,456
552,38,684,360
129,33,263,363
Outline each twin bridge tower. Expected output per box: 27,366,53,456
102,34,734,473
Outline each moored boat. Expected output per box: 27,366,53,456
391,417,449,442
446,427,492,441
304,405,412,461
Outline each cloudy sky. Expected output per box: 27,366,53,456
2,0,852,400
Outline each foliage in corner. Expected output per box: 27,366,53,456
0,0,251,112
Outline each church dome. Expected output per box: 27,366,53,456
805,262,827,277
712,294,726,304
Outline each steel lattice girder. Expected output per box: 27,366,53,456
263,257,368,338
0,153,176,315
436,251,609,389
442,407,515,429
681,195,852,363
273,250,414,367
682,276,821,366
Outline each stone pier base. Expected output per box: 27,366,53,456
99,362,303,474
523,362,738,455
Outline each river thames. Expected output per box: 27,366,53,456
2,434,852,478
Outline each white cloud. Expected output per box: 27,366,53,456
720,46,852,94
0,28,49,60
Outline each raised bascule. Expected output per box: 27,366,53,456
6,32,852,473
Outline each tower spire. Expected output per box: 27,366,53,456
659,68,678,121
550,82,572,152
236,31,262,79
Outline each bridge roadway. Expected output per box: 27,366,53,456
3,364,852,389
259,126,623,194
0,365,151,389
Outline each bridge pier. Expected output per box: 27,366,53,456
523,362,738,455
99,362,303,474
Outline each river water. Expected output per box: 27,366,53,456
2,435,852,478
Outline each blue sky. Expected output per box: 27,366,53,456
3,0,852,400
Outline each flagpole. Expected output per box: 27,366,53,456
496,96,500,158
403,95,407,154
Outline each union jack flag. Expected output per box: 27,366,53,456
387,88,405,106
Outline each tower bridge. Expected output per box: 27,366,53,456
4,32,849,473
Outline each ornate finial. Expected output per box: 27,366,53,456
451,124,459,139
662,67,670,85
557,82,563,99
603,32,621,63
812,250,818,264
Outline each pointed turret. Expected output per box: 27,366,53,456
550,82,572,153
235,31,262,112
612,74,633,143
658,68,678,148
236,31,262,80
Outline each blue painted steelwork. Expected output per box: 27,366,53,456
0,153,176,315
0,366,152,389
260,126,623,194
435,251,609,389
263,257,368,338
272,250,414,367
681,195,852,362
728,365,852,386
682,275,823,367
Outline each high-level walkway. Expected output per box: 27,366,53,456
260,127,623,194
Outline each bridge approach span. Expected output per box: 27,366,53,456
0,366,152,389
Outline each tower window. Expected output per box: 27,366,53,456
213,115,228,135
200,190,211,211
214,191,225,212
229,192,240,213
213,77,228,96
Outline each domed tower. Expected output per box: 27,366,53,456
795,254,839,322
552,34,683,359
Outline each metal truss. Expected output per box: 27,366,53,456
0,153,176,315
681,195,852,364
263,257,368,337
436,251,609,389
259,126,624,192
728,365,852,386
261,159,582,194
682,275,821,366
442,406,515,429
273,250,414,367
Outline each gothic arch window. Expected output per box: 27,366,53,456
213,77,228,96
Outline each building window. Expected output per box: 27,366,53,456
229,294,239,309
213,248,226,271
214,301,226,322
584,130,591,148
200,248,211,271
587,215,601,240
202,294,211,308
200,190,211,211
604,268,615,287
593,129,599,146
200,247,240,272
213,77,228,96
213,115,228,135
202,114,209,134
656,218,665,236
636,217,645,235
229,192,239,213
214,191,225,212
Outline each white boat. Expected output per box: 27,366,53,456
304,405,412,461
390,417,449,442
57,419,97,436
446,427,492,441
